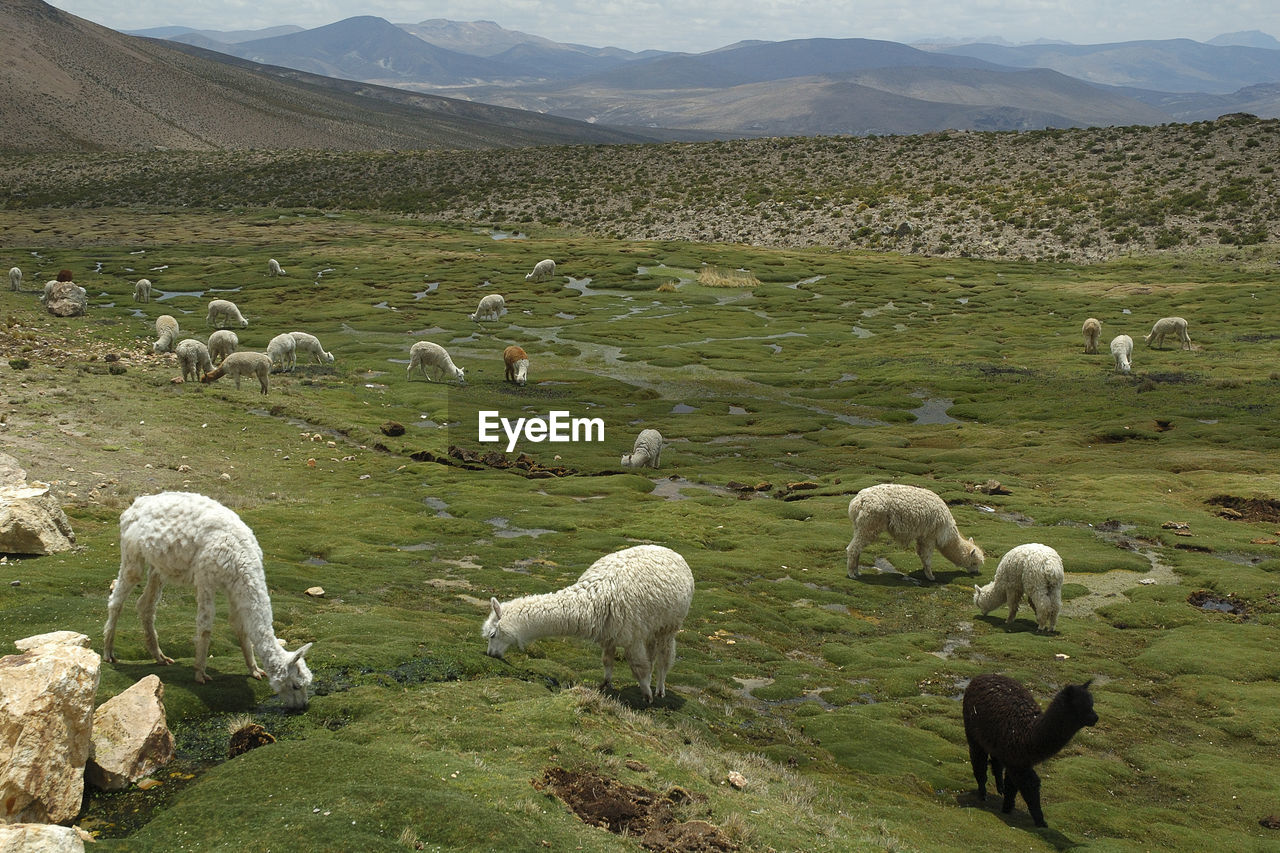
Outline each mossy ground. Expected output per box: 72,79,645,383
2,208,1279,850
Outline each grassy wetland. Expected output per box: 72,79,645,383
1,178,1280,850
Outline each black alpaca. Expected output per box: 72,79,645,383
962,673,1098,828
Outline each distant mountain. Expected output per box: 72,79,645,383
228,16,519,85
132,24,303,43
938,38,1280,93
1207,31,1280,50
0,0,652,153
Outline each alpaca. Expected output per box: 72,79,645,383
1110,334,1133,374
9,266,21,291
1144,316,1191,350
207,329,239,365
503,344,529,385
268,258,286,276
482,544,694,702
289,331,334,365
206,298,248,329
974,543,1064,633
201,351,272,394
104,492,314,709
1081,318,1101,354
963,674,1098,827
470,293,506,323
621,428,663,469
174,339,214,384
152,315,180,354
846,483,984,581
526,258,556,282
133,278,152,303
266,333,297,372
407,341,465,383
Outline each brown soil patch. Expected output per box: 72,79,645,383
1206,495,1280,524
533,767,736,852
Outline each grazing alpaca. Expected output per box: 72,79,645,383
963,674,1098,827
104,492,314,709
10,266,22,291
407,341,465,383
201,351,272,394
1081,318,1101,354
974,543,1064,633
503,344,529,385
152,315,180,354
482,544,694,702
268,258,286,276
525,258,556,282
621,428,663,469
133,278,152,303
845,483,984,582
1109,334,1133,374
1144,316,1191,350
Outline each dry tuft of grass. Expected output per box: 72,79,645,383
698,267,759,288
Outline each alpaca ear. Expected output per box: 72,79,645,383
490,597,502,619
1081,678,1094,689
287,642,313,665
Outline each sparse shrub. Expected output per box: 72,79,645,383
698,267,759,288
8,358,30,370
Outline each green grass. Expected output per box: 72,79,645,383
2,207,1280,850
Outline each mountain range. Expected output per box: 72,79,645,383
138,15,1280,137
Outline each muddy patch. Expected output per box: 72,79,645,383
1207,495,1280,524
1187,589,1250,618
1061,548,1177,618
534,767,736,852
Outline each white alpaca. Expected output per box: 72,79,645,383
207,329,239,365
469,293,506,323
9,266,21,291
206,298,249,329
621,428,663,469
201,351,272,394
1110,334,1133,374
974,543,1064,633
133,278,152,303
289,331,334,365
266,333,297,372
1144,316,1191,350
845,483,984,582
525,258,556,282
268,258,286,276
152,315,180,354
1081,318,1101,354
482,544,694,702
104,492,314,709
407,341,465,383
174,339,214,383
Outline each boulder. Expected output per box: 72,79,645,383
0,633,100,824
43,282,86,318
0,484,75,555
86,674,175,792
0,823,86,852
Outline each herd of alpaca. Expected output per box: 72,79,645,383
13,253,1136,832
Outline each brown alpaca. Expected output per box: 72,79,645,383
503,345,529,385
963,674,1098,828
1081,318,1101,354
201,351,272,394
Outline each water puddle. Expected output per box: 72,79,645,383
485,517,555,538
862,301,896,317
397,542,436,552
564,277,600,296
650,477,738,500
555,312,577,320
373,301,396,310
1187,590,1248,616
414,282,439,299
850,326,874,338
670,403,697,414
423,497,452,518
728,405,748,415
909,393,958,425
475,228,526,240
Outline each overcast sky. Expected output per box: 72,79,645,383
48,0,1280,54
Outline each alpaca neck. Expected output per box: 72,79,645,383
938,535,973,567
505,588,599,646
1024,692,1087,765
973,581,1003,611
233,568,290,675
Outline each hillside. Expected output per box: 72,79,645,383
0,0,650,153
4,117,1276,263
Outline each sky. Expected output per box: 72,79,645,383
47,0,1280,54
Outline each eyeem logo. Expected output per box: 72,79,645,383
478,410,605,452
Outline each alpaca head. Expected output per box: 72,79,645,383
962,539,985,572
269,642,314,710
973,583,989,610
1061,680,1099,729
481,597,517,659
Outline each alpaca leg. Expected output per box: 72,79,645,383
192,584,217,684
916,541,936,582
600,644,616,691
135,570,175,666
1004,590,1023,625
991,757,1006,795
625,641,654,702
1001,767,1021,815
104,555,145,662
1010,767,1046,827
228,597,266,680
967,739,989,799
846,529,873,578
653,633,678,698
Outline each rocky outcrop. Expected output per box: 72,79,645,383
0,823,87,852
85,674,174,792
43,282,87,318
0,633,100,824
0,483,75,556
